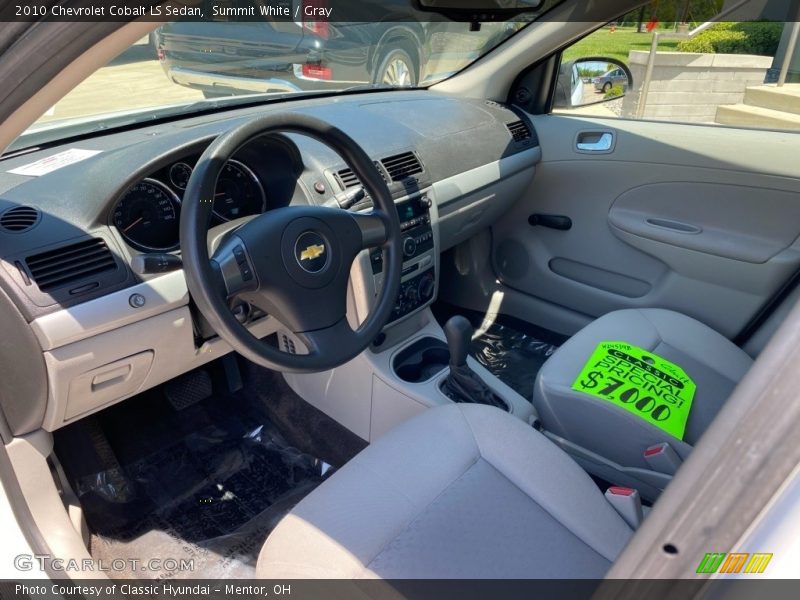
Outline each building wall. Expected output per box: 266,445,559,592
621,51,772,123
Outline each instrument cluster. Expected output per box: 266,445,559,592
111,158,266,252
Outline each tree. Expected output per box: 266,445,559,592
620,0,725,30
636,5,646,32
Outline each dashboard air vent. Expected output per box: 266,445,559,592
26,238,116,292
336,167,360,190
0,206,40,233
380,152,423,182
335,162,386,191
506,120,532,142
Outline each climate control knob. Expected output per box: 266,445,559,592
418,273,435,301
405,285,420,305
402,236,417,258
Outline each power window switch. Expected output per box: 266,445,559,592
605,486,643,529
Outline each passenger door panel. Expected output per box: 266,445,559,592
491,115,800,339
609,181,800,263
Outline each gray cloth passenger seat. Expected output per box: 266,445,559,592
532,308,753,498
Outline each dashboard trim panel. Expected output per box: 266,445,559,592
30,270,189,351
433,147,541,207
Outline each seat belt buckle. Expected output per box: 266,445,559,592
643,442,682,475
605,486,644,529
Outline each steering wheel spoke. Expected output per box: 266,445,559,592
351,210,389,249
296,318,362,359
211,234,259,299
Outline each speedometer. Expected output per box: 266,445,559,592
113,179,180,252
213,160,266,222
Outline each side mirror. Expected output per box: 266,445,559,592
553,57,633,110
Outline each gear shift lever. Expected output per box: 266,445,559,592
441,316,508,410
444,315,472,368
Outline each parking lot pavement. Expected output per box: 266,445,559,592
36,45,203,126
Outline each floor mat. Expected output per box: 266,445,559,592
237,359,368,469
55,370,330,579
470,322,560,399
433,303,566,399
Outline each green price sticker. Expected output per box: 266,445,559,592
571,342,696,440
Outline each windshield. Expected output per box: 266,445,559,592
17,9,534,151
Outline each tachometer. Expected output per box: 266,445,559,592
113,179,180,252
213,160,266,221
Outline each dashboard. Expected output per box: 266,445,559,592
0,91,541,436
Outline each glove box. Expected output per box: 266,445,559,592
63,351,154,420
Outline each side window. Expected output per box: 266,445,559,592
552,0,799,131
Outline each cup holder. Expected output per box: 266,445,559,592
393,337,450,383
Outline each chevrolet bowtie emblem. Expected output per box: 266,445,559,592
300,244,325,261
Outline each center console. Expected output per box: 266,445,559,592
284,187,536,443
369,193,437,325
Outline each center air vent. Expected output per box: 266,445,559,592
506,120,532,142
335,161,386,191
0,206,40,233
26,238,117,292
335,167,361,190
380,152,423,182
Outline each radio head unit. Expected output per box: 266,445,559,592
368,193,436,326
370,195,433,274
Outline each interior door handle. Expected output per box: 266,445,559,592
529,214,572,230
576,131,614,153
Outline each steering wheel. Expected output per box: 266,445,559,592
180,113,402,373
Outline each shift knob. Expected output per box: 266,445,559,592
444,316,473,367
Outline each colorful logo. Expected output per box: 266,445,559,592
696,552,773,574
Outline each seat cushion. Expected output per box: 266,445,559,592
533,308,753,470
257,404,633,579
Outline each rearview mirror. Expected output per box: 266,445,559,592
413,0,543,20
553,57,633,110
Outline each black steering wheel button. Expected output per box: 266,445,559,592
233,244,247,264
240,263,254,281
